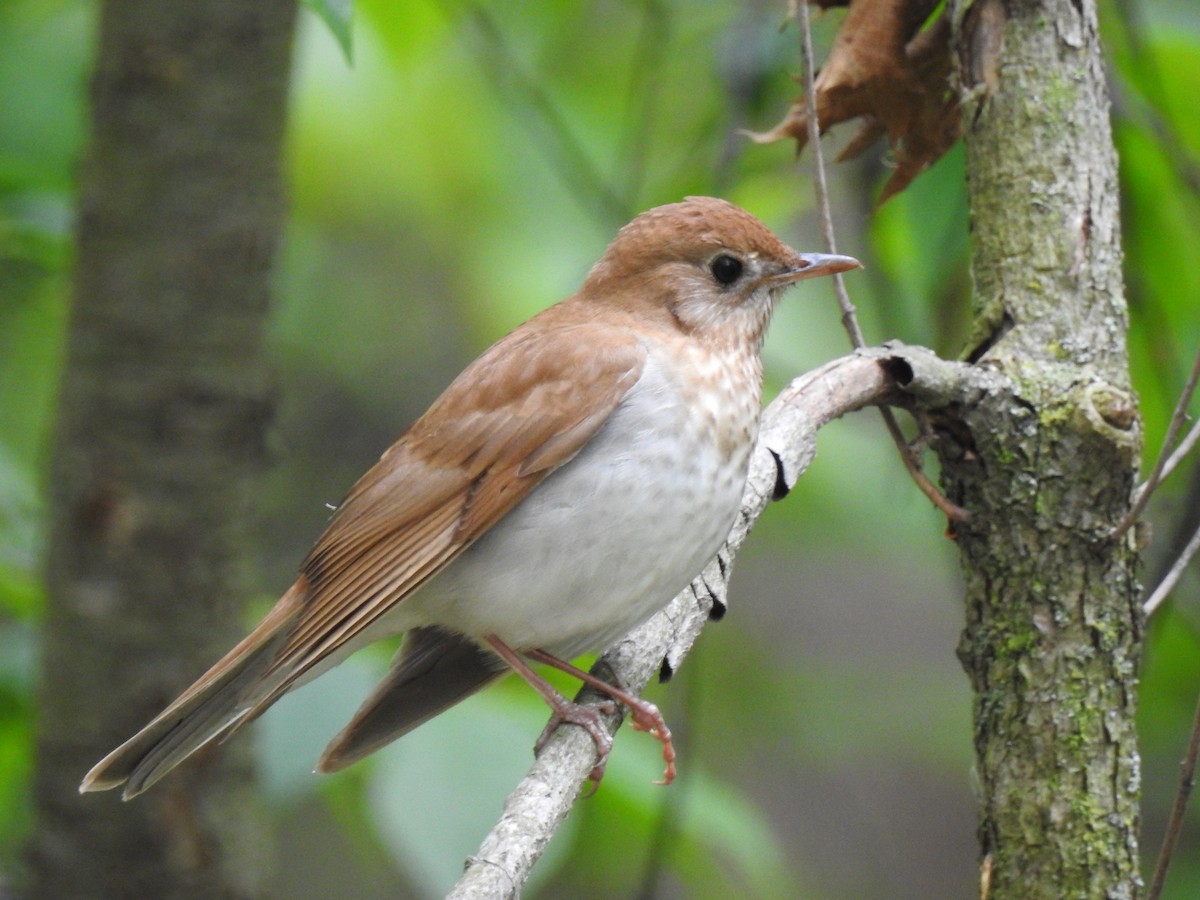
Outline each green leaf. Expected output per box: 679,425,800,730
302,0,353,63
364,686,580,895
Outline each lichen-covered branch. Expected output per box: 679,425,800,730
946,1,1142,896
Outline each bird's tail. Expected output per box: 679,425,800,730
317,625,507,773
79,581,308,800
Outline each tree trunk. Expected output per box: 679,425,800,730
30,2,296,898
944,0,1142,896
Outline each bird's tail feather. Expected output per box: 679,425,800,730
80,582,307,800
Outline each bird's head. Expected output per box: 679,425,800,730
582,196,860,348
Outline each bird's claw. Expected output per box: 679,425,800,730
626,699,676,785
533,700,616,788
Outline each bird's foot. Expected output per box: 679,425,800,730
624,697,676,785
533,699,616,785
525,647,677,786
486,636,678,787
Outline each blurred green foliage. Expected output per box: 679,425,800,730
2,0,1199,896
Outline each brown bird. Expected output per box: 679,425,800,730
80,197,859,799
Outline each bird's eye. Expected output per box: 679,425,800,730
709,254,743,286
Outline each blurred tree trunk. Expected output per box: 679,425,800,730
943,0,1142,896
30,2,296,898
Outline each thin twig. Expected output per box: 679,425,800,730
794,1,864,348
794,0,969,523
1144,518,1200,617
1115,342,1200,540
1155,417,1200,488
1106,9,1200,891
618,0,670,210
462,3,631,229
1145,685,1200,900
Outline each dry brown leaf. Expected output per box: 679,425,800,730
750,0,961,203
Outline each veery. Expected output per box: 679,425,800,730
81,197,859,798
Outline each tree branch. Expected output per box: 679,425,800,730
945,1,1142,895
448,344,974,898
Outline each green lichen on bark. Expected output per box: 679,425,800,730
944,367,1141,897
944,0,1142,896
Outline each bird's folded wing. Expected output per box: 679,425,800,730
261,320,648,697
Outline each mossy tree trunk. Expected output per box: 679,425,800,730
30,2,296,898
942,0,1142,896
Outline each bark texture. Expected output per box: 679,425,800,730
30,2,296,898
945,0,1142,896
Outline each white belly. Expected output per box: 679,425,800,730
405,348,758,658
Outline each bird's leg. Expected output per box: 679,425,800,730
484,635,614,784
524,648,676,786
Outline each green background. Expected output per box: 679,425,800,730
2,1,1198,896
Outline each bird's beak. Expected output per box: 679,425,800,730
775,252,862,285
